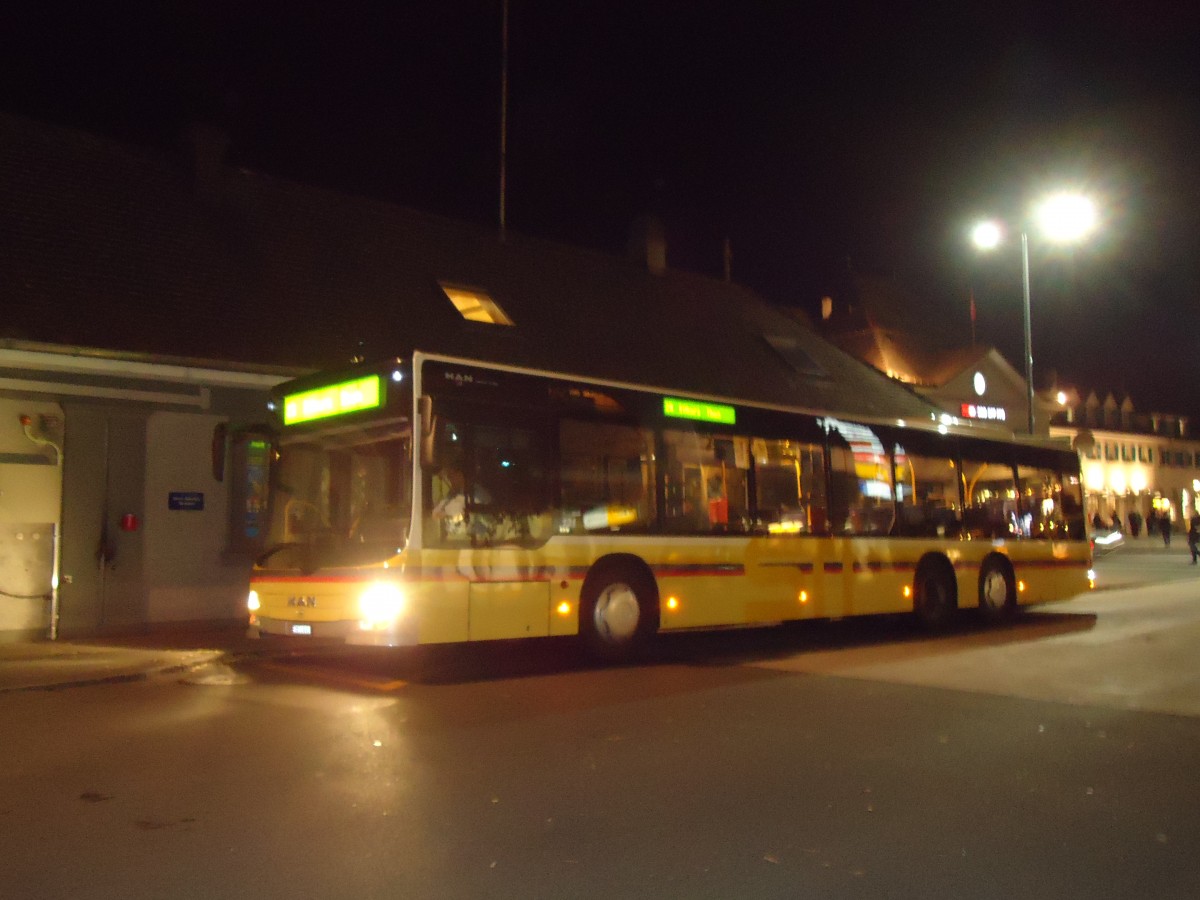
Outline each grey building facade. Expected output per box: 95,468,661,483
0,343,295,639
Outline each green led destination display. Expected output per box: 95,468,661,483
663,396,736,425
283,375,383,425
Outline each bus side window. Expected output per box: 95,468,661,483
558,419,656,533
751,437,826,535
893,445,961,538
1060,473,1086,540
825,421,893,536
662,430,751,534
962,460,1018,538
1017,464,1073,540
426,418,552,547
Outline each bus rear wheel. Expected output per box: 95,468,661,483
978,558,1016,623
579,562,659,660
914,562,955,629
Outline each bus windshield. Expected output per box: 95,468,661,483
260,419,412,570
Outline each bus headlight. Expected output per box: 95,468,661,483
359,582,406,628
247,590,261,612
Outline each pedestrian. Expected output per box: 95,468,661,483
1128,510,1142,538
1147,509,1158,540
1160,512,1172,547
1092,511,1105,532
1190,515,1200,565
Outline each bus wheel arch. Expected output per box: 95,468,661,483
978,553,1017,622
913,553,957,629
578,554,660,660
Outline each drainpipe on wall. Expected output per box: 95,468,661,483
20,414,63,639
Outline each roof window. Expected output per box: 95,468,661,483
440,284,514,326
762,334,823,376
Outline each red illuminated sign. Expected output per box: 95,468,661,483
961,403,1007,422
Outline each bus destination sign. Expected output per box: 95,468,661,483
663,396,736,425
283,375,383,425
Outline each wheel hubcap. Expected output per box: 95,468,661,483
924,578,946,609
594,582,641,642
982,570,1008,609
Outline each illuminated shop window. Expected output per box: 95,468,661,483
440,283,515,326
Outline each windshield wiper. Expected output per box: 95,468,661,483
255,542,304,567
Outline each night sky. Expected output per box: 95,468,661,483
4,1,1199,416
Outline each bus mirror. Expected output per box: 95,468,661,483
419,396,437,467
211,422,228,482
227,426,274,555
419,396,434,436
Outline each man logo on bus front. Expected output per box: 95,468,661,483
288,596,317,607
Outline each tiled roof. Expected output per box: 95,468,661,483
1,113,949,423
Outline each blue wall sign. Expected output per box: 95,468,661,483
168,491,205,511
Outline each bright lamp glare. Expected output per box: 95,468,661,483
971,221,1003,250
1036,193,1097,243
359,582,405,626
247,590,260,612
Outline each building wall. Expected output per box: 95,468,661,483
1051,425,1200,532
923,356,1030,433
57,405,149,635
0,346,292,640
144,411,249,623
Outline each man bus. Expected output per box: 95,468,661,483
246,351,1092,658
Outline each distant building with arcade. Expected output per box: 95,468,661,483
815,278,1200,534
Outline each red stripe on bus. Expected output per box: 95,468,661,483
251,575,368,584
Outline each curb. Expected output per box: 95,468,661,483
0,650,229,694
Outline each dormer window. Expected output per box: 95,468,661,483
440,283,514,326
762,334,823,376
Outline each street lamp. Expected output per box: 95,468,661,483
971,193,1097,434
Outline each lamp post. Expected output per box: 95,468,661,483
971,193,1097,435
1020,230,1033,434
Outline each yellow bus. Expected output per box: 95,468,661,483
247,352,1092,657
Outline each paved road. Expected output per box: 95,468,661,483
1093,536,1200,589
2,557,1198,899
753,581,1200,717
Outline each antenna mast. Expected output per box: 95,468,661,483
498,0,509,242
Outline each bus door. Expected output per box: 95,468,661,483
425,412,554,641
745,433,828,621
824,418,902,616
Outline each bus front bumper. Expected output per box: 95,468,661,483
248,614,419,648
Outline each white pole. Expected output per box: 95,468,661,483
498,0,509,242
1021,231,1034,434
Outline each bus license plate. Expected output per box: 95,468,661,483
291,624,312,636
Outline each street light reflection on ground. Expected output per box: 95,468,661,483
971,193,1098,434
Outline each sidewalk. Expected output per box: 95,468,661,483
0,622,264,693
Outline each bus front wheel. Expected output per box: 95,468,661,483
579,561,659,660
